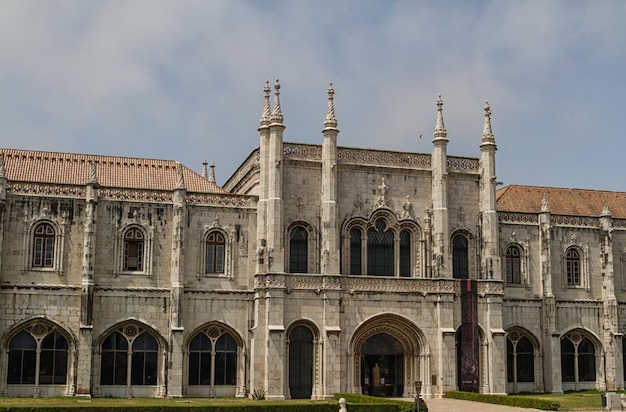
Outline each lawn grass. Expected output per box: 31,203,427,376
527,390,605,411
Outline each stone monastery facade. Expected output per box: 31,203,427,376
1,80,626,399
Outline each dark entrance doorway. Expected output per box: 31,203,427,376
360,333,404,397
288,325,313,399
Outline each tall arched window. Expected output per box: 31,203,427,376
32,222,55,268
124,228,144,271
350,227,362,275
566,248,580,286
100,328,159,386
206,232,225,274
561,333,596,383
368,220,393,276
506,331,534,384
399,230,411,277
188,326,238,387
7,326,68,386
289,226,308,273
505,245,521,284
452,235,469,279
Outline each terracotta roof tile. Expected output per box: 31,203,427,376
1,148,226,194
496,185,626,219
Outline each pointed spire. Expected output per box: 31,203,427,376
602,197,611,217
259,80,271,127
209,161,216,183
202,158,208,178
88,159,98,185
482,100,495,143
0,152,5,178
324,82,337,129
270,78,283,124
175,162,185,190
433,94,447,140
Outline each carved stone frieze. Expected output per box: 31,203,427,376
187,193,254,208
99,188,172,203
551,215,599,227
283,144,322,160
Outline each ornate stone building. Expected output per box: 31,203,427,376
0,80,624,399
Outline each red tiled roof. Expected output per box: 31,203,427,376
1,148,226,193
496,185,626,219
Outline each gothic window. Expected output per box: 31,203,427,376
350,227,362,275
505,245,522,284
188,327,238,386
7,327,68,386
32,222,55,268
452,235,469,279
506,331,534,383
123,228,144,271
566,248,580,286
205,231,225,274
289,226,308,273
561,333,596,383
100,328,159,386
367,219,393,276
399,230,411,277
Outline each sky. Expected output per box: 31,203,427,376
1,1,625,191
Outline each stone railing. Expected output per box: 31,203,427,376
255,273,503,296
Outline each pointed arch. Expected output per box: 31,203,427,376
286,320,321,400
505,326,542,393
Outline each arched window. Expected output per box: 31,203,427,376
206,232,225,274
100,328,159,386
7,327,68,386
452,235,469,279
367,220,393,276
506,331,534,383
566,248,580,286
399,230,411,277
188,326,238,387
289,325,314,399
505,245,522,284
32,222,55,268
289,226,308,273
124,228,144,271
561,333,596,383
350,228,362,275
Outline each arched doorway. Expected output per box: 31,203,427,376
288,325,314,399
361,333,404,397
350,314,427,399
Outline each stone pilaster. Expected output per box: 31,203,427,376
267,79,285,273
479,101,499,280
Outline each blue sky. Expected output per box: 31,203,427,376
1,1,625,190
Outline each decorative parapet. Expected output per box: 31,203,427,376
7,182,86,198
447,156,479,172
498,212,539,224
254,273,504,296
187,193,255,208
284,144,322,160
99,188,172,203
551,215,599,228
614,219,626,229
0,283,81,292
337,147,431,169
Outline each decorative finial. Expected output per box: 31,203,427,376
201,158,208,178
88,159,98,185
482,99,495,143
209,161,216,183
270,78,283,123
324,82,338,129
433,94,447,139
176,162,185,190
0,152,5,178
260,80,271,127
